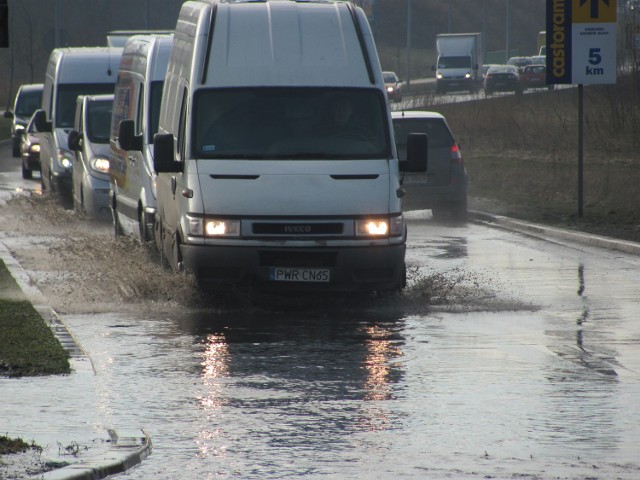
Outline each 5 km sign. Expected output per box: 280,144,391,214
546,0,617,84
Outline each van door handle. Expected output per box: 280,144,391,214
128,155,136,164
171,176,177,196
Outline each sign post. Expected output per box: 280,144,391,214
546,0,617,217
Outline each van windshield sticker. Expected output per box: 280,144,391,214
203,145,216,152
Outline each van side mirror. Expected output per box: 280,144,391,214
400,133,428,173
118,119,142,151
153,133,181,173
68,130,81,151
3,110,13,119
32,110,51,133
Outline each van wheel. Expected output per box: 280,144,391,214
159,221,170,270
113,206,124,238
172,231,184,273
139,208,150,243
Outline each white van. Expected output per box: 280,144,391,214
33,47,122,203
153,0,427,293
109,34,173,243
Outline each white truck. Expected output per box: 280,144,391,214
152,0,428,293
434,33,482,94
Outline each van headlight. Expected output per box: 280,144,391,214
57,149,74,169
355,214,404,238
464,72,472,79
187,215,241,237
90,156,110,174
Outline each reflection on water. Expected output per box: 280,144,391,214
180,303,407,474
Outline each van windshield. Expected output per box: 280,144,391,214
437,56,471,69
193,87,391,160
56,83,115,128
87,100,113,144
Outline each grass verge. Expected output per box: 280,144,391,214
0,260,70,377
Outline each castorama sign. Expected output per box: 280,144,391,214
546,0,617,85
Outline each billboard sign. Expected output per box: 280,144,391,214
547,0,617,84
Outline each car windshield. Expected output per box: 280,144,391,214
148,81,164,144
87,100,113,144
393,118,453,161
383,73,397,83
193,87,391,160
438,56,471,69
56,83,115,128
15,90,42,117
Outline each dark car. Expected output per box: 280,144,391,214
3,83,43,157
484,65,520,95
383,71,403,102
20,112,41,180
392,110,468,220
519,64,551,91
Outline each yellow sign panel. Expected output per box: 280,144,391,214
573,0,617,23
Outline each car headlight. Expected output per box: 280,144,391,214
387,86,395,93
436,73,443,79
90,156,110,174
464,72,472,79
187,215,241,237
57,149,74,169
355,214,404,238
30,144,40,153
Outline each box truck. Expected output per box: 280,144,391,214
152,0,429,293
434,33,482,94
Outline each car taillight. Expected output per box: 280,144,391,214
450,144,463,165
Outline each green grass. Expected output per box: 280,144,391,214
0,260,71,377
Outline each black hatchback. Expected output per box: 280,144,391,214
392,110,468,220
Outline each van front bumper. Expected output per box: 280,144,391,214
180,243,406,293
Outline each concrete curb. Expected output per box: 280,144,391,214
32,430,152,480
0,239,153,479
469,210,640,255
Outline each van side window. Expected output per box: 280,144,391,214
136,84,144,136
176,89,188,163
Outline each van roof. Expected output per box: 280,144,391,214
120,34,173,80
200,0,378,88
51,47,123,84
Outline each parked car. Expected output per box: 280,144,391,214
392,110,467,220
383,71,402,102
519,64,550,91
20,112,41,180
3,83,43,157
484,65,520,95
68,94,114,220
506,56,532,73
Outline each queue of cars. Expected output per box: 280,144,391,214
4,0,470,293
483,55,551,96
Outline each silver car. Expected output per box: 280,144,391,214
392,110,468,220
68,94,114,220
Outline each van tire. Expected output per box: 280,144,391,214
139,208,150,243
172,231,184,273
113,207,124,238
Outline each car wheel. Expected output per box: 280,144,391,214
21,161,32,180
12,138,20,158
450,198,468,222
431,206,448,221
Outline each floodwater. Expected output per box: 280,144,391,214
1,146,640,478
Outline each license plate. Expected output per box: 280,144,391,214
269,267,330,282
403,174,431,185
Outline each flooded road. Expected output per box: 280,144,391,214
1,144,640,479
